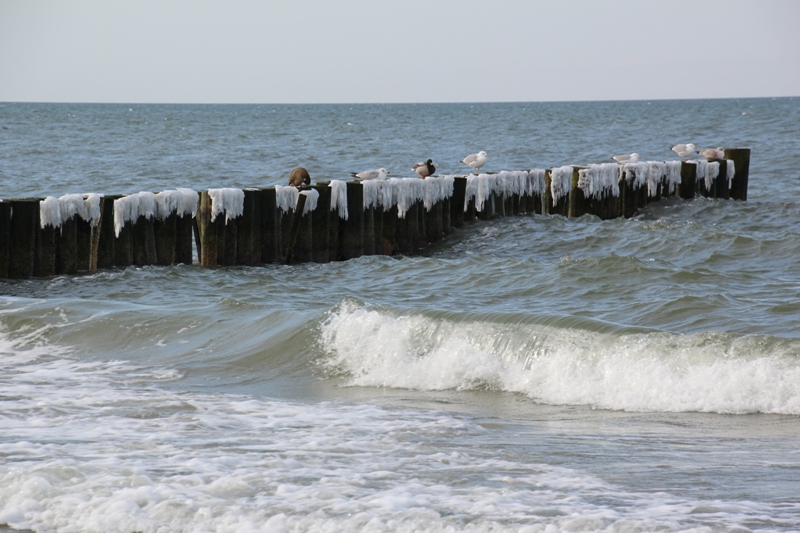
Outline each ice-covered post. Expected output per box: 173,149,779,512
235,189,258,265
176,189,197,265
153,191,180,266
35,197,59,277
451,177,467,227
568,166,588,218
284,193,309,264
678,161,697,200
724,148,749,201
96,194,119,269
328,180,347,261
339,181,364,260
260,187,279,263
714,159,731,200
0,201,11,277
311,182,330,263
196,191,219,267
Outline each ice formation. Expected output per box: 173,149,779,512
329,180,349,220
208,188,244,225
727,160,736,187
176,188,199,218
299,189,319,215
577,163,620,200
550,166,574,207
113,192,157,237
39,196,61,229
274,185,299,215
462,170,546,212
423,176,454,211
391,178,426,219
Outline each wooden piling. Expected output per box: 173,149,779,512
542,170,553,215
197,191,218,267
261,188,279,263
57,215,78,274
175,213,194,265
154,212,178,266
235,189,257,265
724,148,750,201
96,195,120,269
451,177,467,228
381,205,396,255
35,222,57,277
363,205,376,255
339,181,364,260
442,197,452,234
374,206,385,254
414,200,427,250
0,202,11,278
220,214,238,266
7,199,38,278
678,162,697,200
76,217,94,271
131,216,157,267
568,167,588,218
285,194,313,264
425,201,443,243
312,183,331,263
713,159,730,200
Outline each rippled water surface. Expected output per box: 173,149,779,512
1,99,800,532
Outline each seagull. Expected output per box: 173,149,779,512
671,143,696,160
611,153,640,164
288,167,311,187
459,151,489,173
350,168,390,180
697,147,725,160
412,159,435,179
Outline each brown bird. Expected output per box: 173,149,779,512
412,159,435,179
289,167,311,187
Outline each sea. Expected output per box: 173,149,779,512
1,98,799,533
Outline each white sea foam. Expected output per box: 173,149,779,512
328,180,348,220
320,304,800,415
208,188,244,224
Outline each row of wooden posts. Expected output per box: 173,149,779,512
0,149,750,279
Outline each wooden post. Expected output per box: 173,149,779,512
713,159,730,200
76,217,93,271
236,189,257,265
724,148,749,201
280,207,293,261
415,200,427,250
175,213,194,265
363,205,376,255
261,188,279,264
221,213,238,266
312,183,330,263
451,177,467,228
425,201,443,243
96,195,119,269
0,202,11,278
494,192,506,217
131,216,157,267
248,189,262,264
197,191,218,267
7,199,38,278
542,170,552,215
285,194,312,264
154,212,177,266
56,215,78,275
678,162,697,200
339,181,364,260
373,205,385,254
35,222,57,277
442,197,452,234
568,167,588,218
381,205,397,255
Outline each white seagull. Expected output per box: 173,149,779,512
611,153,640,164
671,143,696,160
350,168,390,180
459,151,489,173
697,147,725,160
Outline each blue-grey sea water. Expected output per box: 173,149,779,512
1,98,800,532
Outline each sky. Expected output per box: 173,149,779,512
1,0,799,104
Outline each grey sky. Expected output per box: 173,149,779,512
1,0,798,104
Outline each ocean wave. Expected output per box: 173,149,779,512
318,301,800,415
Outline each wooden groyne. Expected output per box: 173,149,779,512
0,149,750,278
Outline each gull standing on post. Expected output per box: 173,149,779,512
611,153,640,164
412,159,435,179
350,168,390,180
671,143,696,160
460,151,489,174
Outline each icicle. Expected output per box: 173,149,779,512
726,159,735,188
328,180,348,220
176,188,199,218
39,196,62,229
299,189,319,215
706,162,720,190
208,188,244,225
550,166,573,207
362,179,380,209
274,185,299,215
154,190,184,221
